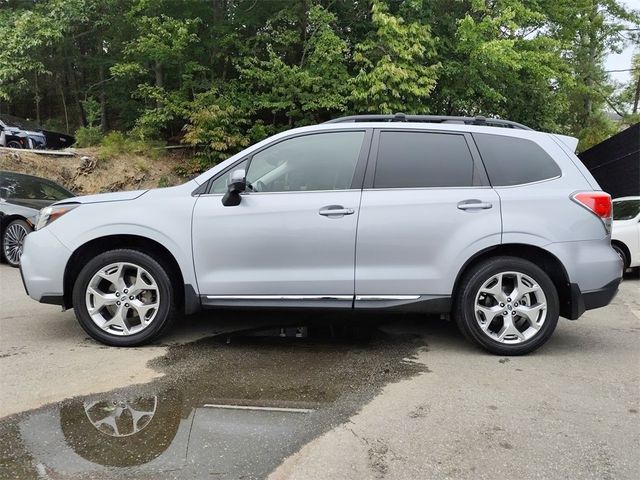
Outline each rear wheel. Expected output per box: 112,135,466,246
72,249,177,346
454,257,559,355
6,140,23,149
612,243,630,271
2,219,31,267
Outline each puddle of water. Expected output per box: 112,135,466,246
0,315,433,479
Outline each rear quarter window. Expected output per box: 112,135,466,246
473,134,561,186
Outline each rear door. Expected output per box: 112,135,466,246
354,129,502,307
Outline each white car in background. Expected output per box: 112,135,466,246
611,196,640,270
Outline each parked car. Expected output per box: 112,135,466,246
611,196,640,270
0,171,74,267
0,114,75,150
19,114,623,354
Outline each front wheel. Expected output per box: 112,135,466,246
72,249,177,346
454,257,559,355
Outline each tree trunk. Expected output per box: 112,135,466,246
154,60,164,108
34,72,41,124
59,78,69,134
99,63,108,132
155,60,164,89
633,75,640,114
67,60,87,127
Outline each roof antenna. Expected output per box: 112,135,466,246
393,112,407,122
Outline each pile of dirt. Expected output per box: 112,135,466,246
0,148,186,196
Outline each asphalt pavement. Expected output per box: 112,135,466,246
0,264,638,479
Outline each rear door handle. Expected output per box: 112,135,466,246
457,200,493,210
319,205,355,217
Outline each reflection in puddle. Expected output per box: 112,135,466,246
0,320,431,479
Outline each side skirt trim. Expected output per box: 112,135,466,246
200,294,451,313
205,295,353,301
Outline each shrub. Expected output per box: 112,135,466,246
75,126,103,147
158,176,172,188
97,131,166,160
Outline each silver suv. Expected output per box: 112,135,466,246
19,115,622,355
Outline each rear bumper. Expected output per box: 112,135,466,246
566,278,621,320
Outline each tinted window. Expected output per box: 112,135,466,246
474,134,561,186
613,200,640,220
245,131,365,192
0,173,72,201
374,131,475,188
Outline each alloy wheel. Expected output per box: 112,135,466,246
84,396,158,437
474,271,547,344
85,262,160,336
3,222,28,266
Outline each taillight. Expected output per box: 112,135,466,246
572,191,612,233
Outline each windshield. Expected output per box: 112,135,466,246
613,200,640,220
0,173,73,202
0,114,42,131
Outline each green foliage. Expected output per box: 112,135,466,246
157,175,172,188
576,113,618,151
2,0,639,151
82,98,101,128
74,126,103,147
182,89,256,167
97,131,165,161
350,0,439,113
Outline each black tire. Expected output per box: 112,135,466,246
2,218,32,267
454,256,559,356
6,140,23,149
72,249,177,347
612,243,630,271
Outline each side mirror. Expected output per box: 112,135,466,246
222,169,247,207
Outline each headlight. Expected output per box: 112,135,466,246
35,204,79,230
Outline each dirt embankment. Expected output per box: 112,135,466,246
0,148,186,195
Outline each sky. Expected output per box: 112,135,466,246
605,0,640,85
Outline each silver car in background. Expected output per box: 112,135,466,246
19,115,622,355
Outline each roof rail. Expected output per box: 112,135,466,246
324,113,533,130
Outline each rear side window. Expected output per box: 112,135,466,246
374,131,475,188
473,134,561,186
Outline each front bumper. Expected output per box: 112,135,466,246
20,228,71,304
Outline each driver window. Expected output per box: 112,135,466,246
245,131,365,193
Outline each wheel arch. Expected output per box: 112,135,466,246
610,239,630,269
63,234,199,314
1,213,29,233
453,243,572,319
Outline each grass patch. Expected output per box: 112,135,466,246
97,131,166,161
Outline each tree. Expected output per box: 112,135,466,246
1,0,638,154
350,0,439,114
546,0,639,148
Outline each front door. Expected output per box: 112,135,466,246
192,130,369,306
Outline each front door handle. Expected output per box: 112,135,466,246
319,205,355,217
457,200,493,210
